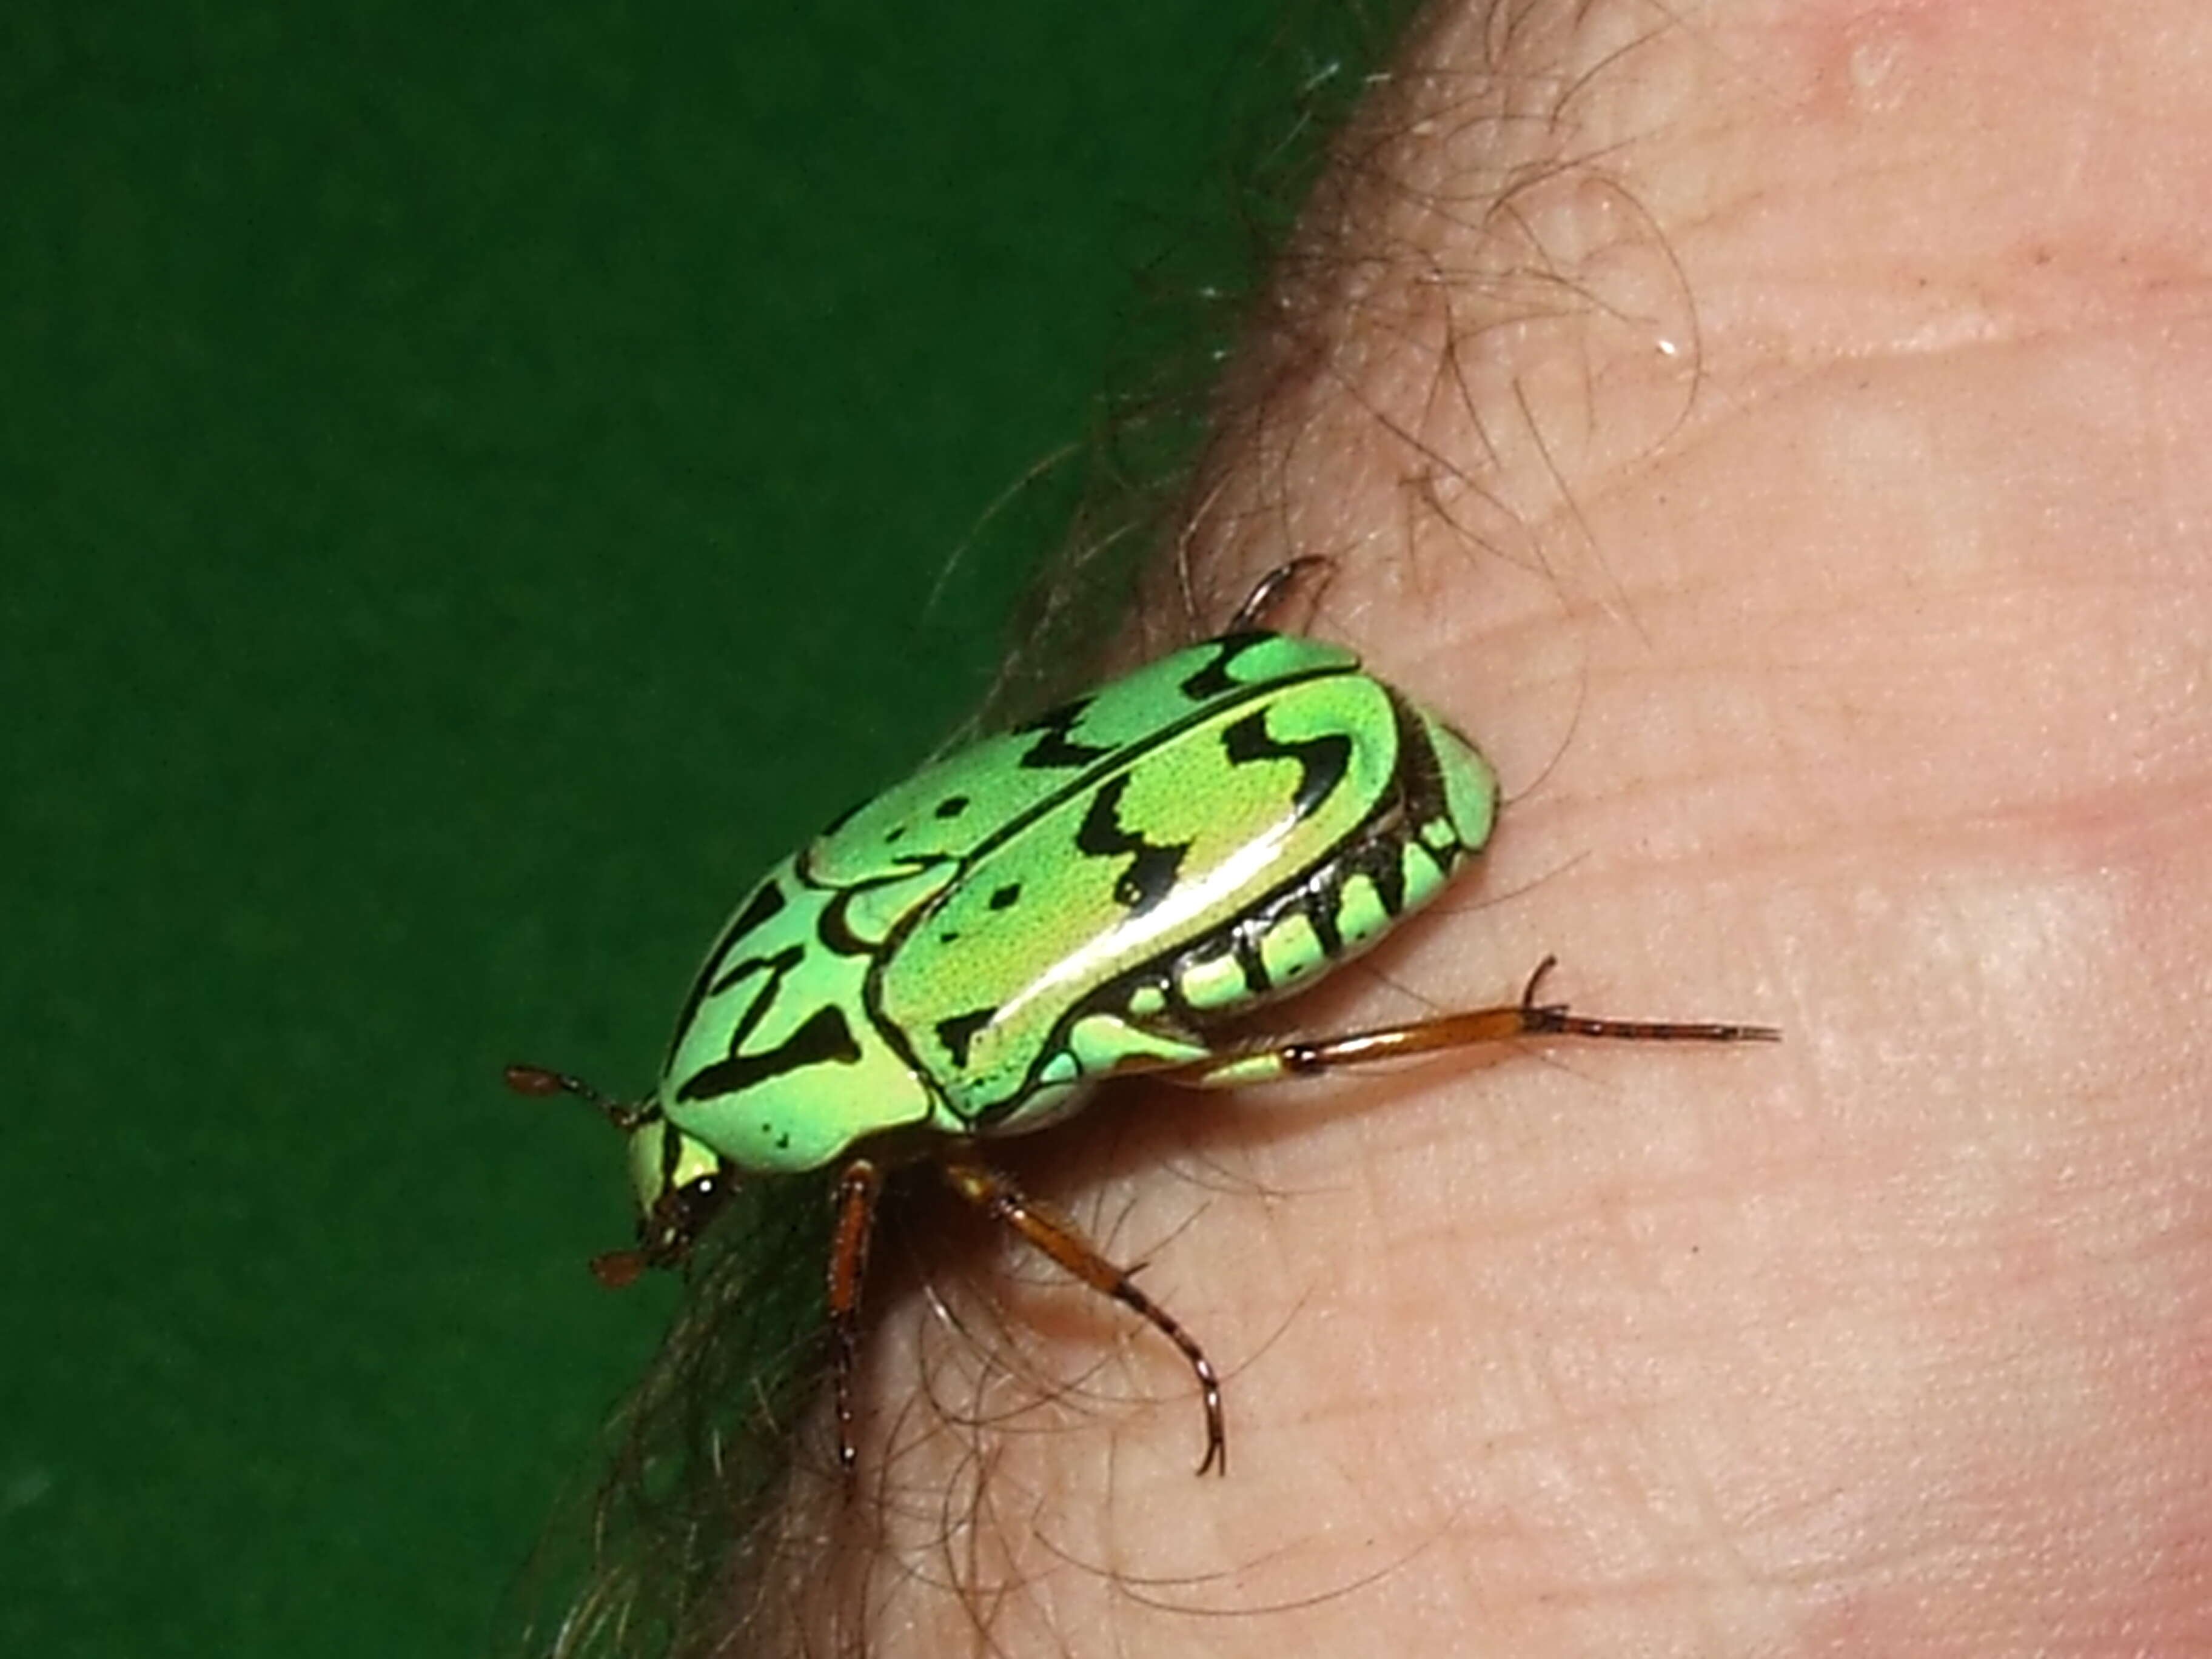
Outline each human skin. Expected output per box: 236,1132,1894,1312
809,2,2212,1653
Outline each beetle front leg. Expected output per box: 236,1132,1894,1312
826,1157,883,1493
1222,555,1333,632
1163,955,1780,1089
939,1151,1227,1476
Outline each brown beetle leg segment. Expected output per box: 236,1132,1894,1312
939,1153,1227,1477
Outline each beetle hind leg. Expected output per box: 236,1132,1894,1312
826,1158,884,1493
939,1152,1227,1476
1162,954,1780,1090
1222,555,1334,633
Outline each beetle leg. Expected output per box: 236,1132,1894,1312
826,1157,883,1494
1163,954,1780,1089
1222,555,1333,632
939,1153,1227,1477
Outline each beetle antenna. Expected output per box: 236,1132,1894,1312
504,1062,647,1131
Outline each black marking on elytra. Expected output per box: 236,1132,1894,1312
870,655,1348,907
1390,690,1473,842
1368,829,1409,916
934,794,971,820
1158,970,1199,1028
1414,836,1454,883
1232,928,1271,996
1012,697,1115,771
935,1007,996,1068
1303,882,1345,959
1293,797,1409,927
1177,633,1275,703
1075,776,1190,916
664,877,789,1064
988,882,1021,911
679,1003,863,1101
1220,709,1352,822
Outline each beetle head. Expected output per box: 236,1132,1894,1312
504,1062,735,1286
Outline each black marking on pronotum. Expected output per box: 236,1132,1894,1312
665,879,789,1059
709,940,802,1006
1219,709,1353,822
1177,634,1278,703
691,943,813,1091
934,795,971,820
725,878,790,947
935,1007,996,1068
1075,776,1190,916
686,937,863,1101
817,888,897,959
1013,698,1115,771
988,882,1022,911
679,1004,863,1101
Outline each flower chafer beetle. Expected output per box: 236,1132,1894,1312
510,563,1776,1481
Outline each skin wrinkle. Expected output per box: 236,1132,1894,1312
749,1,2212,1655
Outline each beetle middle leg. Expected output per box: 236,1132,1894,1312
1162,954,1779,1090
938,1151,1228,1476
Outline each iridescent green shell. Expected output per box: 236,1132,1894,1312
645,629,1495,1188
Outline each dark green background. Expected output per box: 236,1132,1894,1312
0,5,1360,1655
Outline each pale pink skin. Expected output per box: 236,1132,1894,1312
819,4,2212,1653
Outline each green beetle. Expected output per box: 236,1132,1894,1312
511,564,1774,1479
